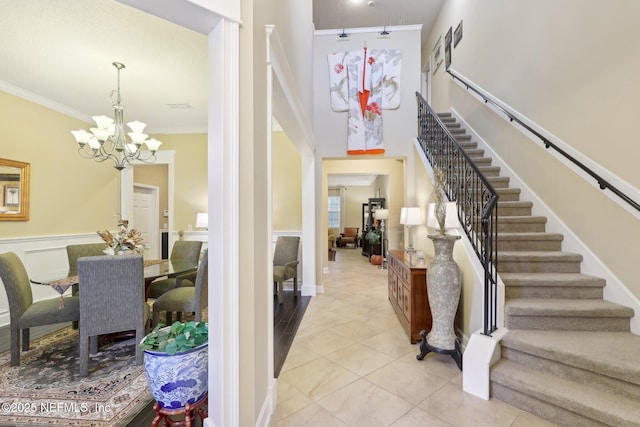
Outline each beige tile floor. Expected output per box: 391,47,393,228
270,247,556,427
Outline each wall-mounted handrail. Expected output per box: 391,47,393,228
416,91,499,337
447,69,640,213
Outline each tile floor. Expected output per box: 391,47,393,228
269,247,556,427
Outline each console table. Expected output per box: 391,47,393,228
387,250,433,344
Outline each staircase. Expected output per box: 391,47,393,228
438,113,640,426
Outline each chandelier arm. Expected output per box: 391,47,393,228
72,61,162,170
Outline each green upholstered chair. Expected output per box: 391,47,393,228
77,254,150,376
152,249,208,326
273,236,300,304
147,240,202,300
66,243,108,277
0,252,80,366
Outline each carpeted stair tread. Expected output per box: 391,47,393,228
505,298,634,318
501,330,640,384
501,272,605,287
498,215,546,223
491,359,640,426
498,251,583,265
498,232,563,241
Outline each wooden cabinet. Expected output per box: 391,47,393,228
387,250,433,343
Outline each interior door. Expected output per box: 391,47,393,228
133,184,160,259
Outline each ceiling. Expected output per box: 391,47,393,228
0,0,441,138
313,0,444,47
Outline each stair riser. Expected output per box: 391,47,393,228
499,261,580,273
495,190,520,202
498,222,546,233
498,206,532,216
486,178,510,189
469,157,492,167
501,347,640,400
504,286,603,299
505,316,631,332
477,167,501,177
491,383,610,427
496,240,562,251
464,149,484,157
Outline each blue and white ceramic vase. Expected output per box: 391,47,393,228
142,333,208,409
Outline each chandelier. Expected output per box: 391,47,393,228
71,62,162,171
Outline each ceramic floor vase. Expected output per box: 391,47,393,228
426,234,461,350
143,340,208,409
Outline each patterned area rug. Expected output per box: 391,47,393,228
0,327,152,426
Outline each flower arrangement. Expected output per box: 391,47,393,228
432,166,448,235
97,219,145,255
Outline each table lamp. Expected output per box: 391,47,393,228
374,208,389,269
400,207,422,253
195,213,208,230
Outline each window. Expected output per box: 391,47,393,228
328,195,340,229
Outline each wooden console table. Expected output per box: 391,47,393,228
387,250,433,343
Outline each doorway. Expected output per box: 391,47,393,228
133,184,160,259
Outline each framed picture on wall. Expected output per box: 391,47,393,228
454,20,463,47
432,35,443,74
445,26,452,70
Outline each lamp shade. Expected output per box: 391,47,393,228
427,202,459,231
374,208,389,220
195,212,208,229
400,207,422,226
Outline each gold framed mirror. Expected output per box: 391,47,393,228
0,158,30,221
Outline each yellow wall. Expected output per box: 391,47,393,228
152,133,208,231
0,90,207,238
272,130,301,231
0,90,118,237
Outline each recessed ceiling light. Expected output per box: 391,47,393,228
166,103,192,109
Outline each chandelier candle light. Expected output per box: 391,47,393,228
71,62,162,171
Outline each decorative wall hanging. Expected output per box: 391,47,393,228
328,47,402,155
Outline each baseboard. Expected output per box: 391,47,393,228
255,378,277,427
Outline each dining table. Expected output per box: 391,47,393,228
31,257,199,349
32,258,199,308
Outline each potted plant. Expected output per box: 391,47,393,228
139,321,208,409
365,230,383,264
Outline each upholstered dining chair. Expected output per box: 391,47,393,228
147,240,203,300
66,243,107,329
77,254,150,376
152,249,208,326
0,252,80,366
66,243,108,277
273,236,300,304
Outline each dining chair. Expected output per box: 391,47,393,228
273,236,300,304
152,249,208,326
66,243,108,277
147,240,203,300
77,254,150,376
0,252,80,366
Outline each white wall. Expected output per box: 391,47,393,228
313,25,422,160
